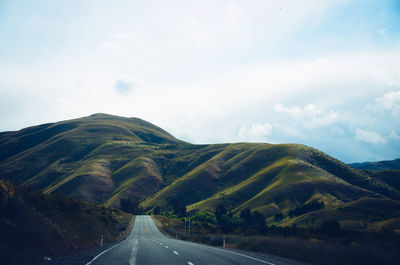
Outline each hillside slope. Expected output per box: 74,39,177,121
0,114,187,206
142,144,399,217
0,179,131,265
350,158,400,171
1,114,399,230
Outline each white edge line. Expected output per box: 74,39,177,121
148,216,275,265
203,246,276,265
86,228,135,265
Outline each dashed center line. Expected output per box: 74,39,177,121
164,245,169,248
173,251,179,255
187,262,194,265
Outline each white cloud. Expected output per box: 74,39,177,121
275,104,321,116
331,126,345,136
108,32,135,41
101,41,121,52
389,130,400,140
222,2,246,28
176,16,211,47
274,104,338,129
101,32,135,53
355,129,386,145
238,123,272,142
372,68,400,87
1,0,400,162
376,90,400,119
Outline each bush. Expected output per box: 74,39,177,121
191,211,216,224
288,201,325,217
274,212,284,222
119,197,144,215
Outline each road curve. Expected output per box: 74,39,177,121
85,215,308,265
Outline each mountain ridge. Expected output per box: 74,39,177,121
349,158,400,171
1,114,399,230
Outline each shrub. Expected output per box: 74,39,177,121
191,211,216,224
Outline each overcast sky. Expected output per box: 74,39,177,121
1,0,400,163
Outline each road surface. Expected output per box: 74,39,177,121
85,215,307,265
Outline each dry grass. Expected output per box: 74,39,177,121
156,215,400,265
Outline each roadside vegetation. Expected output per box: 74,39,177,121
154,204,400,265
0,179,132,265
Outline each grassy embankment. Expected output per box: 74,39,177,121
0,179,133,265
153,210,400,265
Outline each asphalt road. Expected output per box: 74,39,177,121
85,215,308,265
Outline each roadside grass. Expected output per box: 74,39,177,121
154,214,400,265
0,180,132,265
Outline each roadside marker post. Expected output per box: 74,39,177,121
223,235,226,248
184,218,191,235
101,235,104,248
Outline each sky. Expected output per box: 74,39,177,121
1,0,400,163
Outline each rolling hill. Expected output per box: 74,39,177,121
1,114,399,230
349,158,400,171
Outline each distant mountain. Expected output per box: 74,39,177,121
349,158,400,171
0,179,131,265
1,114,400,231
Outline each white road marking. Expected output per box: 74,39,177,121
85,237,127,265
147,215,276,264
169,235,276,265
86,217,137,265
202,246,276,265
164,245,169,248
129,239,139,265
94,216,274,265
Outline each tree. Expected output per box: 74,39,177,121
274,212,284,222
319,220,341,236
288,201,325,217
215,204,227,222
119,197,143,215
239,208,252,225
167,197,186,217
252,210,265,227
153,206,160,215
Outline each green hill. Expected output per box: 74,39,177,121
0,113,187,206
349,158,400,171
142,143,400,230
1,114,399,230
